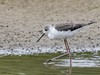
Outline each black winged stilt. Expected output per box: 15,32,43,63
36,21,96,74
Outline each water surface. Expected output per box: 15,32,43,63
0,52,100,75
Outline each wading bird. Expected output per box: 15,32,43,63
36,21,96,74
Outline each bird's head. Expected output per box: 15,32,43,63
36,24,52,43
43,25,50,34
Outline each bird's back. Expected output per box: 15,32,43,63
55,21,96,31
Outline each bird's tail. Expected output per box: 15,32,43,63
72,20,96,33
85,20,97,26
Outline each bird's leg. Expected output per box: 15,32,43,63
64,39,72,75
64,39,69,53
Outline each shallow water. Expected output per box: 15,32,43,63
0,52,100,75
44,52,100,75
46,56,100,67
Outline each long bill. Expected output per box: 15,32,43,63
36,33,45,43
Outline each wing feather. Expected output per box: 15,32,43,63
55,21,96,31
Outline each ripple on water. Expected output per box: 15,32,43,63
54,59,100,67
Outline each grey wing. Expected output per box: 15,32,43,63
55,23,87,31
55,23,74,31
55,21,96,31
70,24,85,31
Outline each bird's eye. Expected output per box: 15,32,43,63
45,29,48,31
44,26,49,31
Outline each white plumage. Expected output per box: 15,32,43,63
46,25,74,39
36,21,96,42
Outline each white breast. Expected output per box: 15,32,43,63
48,27,74,39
